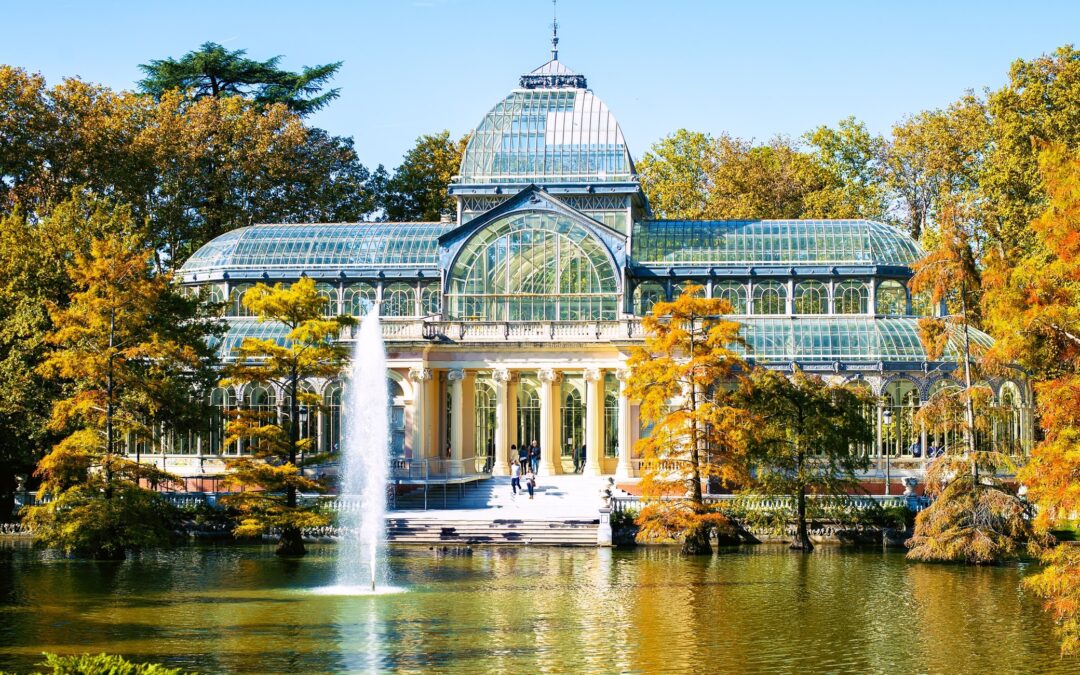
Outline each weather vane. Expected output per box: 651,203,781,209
551,0,559,61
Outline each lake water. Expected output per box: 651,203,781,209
0,542,1075,673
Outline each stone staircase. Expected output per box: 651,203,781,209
386,517,598,546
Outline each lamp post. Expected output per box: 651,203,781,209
298,406,309,470
882,407,894,496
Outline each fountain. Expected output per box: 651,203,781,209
316,308,395,594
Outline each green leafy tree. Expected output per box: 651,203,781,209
24,212,222,559
381,130,468,221
803,116,890,221
625,285,750,555
636,129,715,219
221,277,351,556
735,368,873,552
138,41,341,116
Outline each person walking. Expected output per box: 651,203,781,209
577,443,587,474
510,459,521,497
517,443,528,468
529,439,540,474
524,467,536,499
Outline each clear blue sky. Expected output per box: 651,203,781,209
3,1,1078,170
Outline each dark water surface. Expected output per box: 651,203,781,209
0,542,1075,674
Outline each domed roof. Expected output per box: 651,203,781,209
457,60,635,185
631,219,923,267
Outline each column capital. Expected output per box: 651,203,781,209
448,368,466,382
615,367,632,382
583,367,603,382
408,367,432,382
491,368,512,383
537,368,561,384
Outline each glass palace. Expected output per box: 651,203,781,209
169,55,1033,489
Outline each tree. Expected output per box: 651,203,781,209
636,129,715,219
381,130,467,221
138,42,341,116
23,211,222,559
735,368,873,552
803,116,890,222
625,285,749,554
985,143,1080,651
220,277,351,556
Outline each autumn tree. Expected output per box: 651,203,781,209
23,209,222,559
735,368,873,552
803,116,890,221
381,130,468,221
625,285,749,554
221,277,351,556
138,42,342,116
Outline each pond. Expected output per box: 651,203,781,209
0,542,1075,673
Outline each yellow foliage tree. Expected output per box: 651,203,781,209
625,284,749,554
220,276,352,556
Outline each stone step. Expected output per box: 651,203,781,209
384,518,599,545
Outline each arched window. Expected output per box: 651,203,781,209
241,383,276,455
926,379,961,455
561,383,584,468
882,379,920,458
421,282,441,315
634,282,666,316
209,387,236,455
846,380,874,456
997,381,1024,455
447,212,620,321
673,281,701,299
604,373,618,458
281,381,318,460
712,281,747,314
388,377,406,457
794,280,828,315
343,283,377,316
517,381,541,451
474,381,497,472
835,280,869,315
876,280,907,316
382,283,415,318
752,281,787,315
229,284,254,317
315,283,338,317
911,290,934,317
323,382,342,455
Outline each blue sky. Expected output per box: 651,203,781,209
2,1,1078,170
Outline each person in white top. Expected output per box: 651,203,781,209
510,459,521,496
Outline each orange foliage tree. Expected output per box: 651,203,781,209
625,285,749,554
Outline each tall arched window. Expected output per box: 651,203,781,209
561,383,584,469
517,381,541,450
752,281,786,315
343,283,377,316
876,280,907,316
794,280,828,315
241,383,276,455
388,377,406,457
474,381,497,472
712,281,747,314
323,382,342,455
835,280,869,315
315,283,338,317
382,283,415,318
997,381,1023,455
634,282,666,315
882,379,920,458
230,284,254,317
926,379,960,455
845,380,874,456
447,211,620,321
281,381,318,460
421,282,441,315
604,374,618,458
209,387,236,455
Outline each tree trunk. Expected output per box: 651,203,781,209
791,486,814,552
960,284,979,486
681,520,713,555
276,525,305,556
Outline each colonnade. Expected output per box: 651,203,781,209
407,365,633,478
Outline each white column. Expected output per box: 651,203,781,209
492,368,511,476
584,368,604,476
615,368,632,479
408,367,431,462
448,369,465,464
538,368,561,476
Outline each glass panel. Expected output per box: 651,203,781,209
876,280,907,316
794,280,828,315
835,280,869,315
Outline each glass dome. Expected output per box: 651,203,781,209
457,80,635,185
631,220,922,266
180,223,452,277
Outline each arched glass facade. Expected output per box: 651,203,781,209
712,281,747,314
447,212,620,321
794,280,828,315
753,281,787,315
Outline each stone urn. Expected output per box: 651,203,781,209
901,477,919,497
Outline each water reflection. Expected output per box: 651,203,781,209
0,541,1075,674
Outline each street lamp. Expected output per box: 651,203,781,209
298,406,309,468
882,407,894,496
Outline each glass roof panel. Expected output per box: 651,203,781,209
181,222,453,275
631,220,922,266
458,89,635,185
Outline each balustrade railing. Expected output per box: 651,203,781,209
376,319,647,343
609,493,927,514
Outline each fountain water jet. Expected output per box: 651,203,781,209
330,309,392,593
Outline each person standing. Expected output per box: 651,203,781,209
517,443,529,468
524,466,536,499
577,443,587,474
529,439,540,474
510,459,521,497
